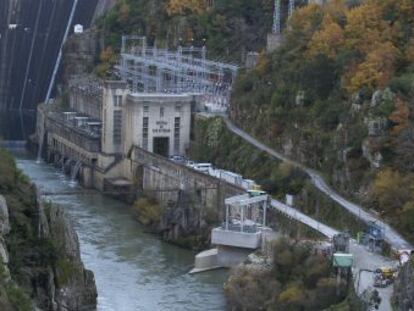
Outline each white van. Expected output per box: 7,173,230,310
193,163,212,174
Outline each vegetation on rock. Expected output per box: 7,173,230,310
132,196,162,227
224,238,362,311
230,0,414,242
96,0,273,61
0,149,97,310
190,117,365,235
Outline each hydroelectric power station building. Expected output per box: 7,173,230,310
36,78,194,194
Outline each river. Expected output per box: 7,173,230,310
14,151,227,310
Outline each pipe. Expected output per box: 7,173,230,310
45,0,79,104
19,0,44,111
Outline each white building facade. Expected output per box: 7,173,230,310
102,81,192,157
124,93,192,157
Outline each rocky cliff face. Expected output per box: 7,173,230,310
133,193,216,250
39,202,97,310
393,259,414,311
63,30,101,84
0,192,97,310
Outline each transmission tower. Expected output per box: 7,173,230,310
288,0,295,18
272,0,281,34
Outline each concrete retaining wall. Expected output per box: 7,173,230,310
131,146,244,219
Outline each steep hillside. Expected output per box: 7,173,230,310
96,0,273,62
230,0,414,242
0,149,97,310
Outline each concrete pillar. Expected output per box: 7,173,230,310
225,204,229,231
241,205,244,232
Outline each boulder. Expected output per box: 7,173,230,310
0,195,10,235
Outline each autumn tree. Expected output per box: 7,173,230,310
344,2,391,55
166,0,206,16
389,97,410,135
346,42,399,92
96,46,116,77
373,168,412,214
307,14,345,59
118,1,131,22
286,4,324,47
406,39,414,63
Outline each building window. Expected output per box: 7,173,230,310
113,110,122,145
142,117,149,150
113,95,122,107
160,106,164,118
175,105,181,112
174,117,180,154
143,105,149,113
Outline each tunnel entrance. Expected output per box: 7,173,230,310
153,137,169,157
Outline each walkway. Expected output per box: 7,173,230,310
271,199,338,238
223,117,412,250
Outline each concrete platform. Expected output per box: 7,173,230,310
190,246,255,274
189,248,221,274
212,228,262,249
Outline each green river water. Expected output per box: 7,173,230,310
14,152,227,311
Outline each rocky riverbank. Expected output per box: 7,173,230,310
393,259,414,311
0,149,97,310
132,196,216,251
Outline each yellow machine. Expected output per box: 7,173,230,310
378,267,395,279
252,184,263,191
373,267,397,288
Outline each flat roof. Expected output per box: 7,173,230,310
127,93,194,105
129,92,193,98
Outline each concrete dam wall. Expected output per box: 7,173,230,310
0,0,110,111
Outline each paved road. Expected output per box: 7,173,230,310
221,117,399,310
270,196,397,311
224,118,412,250
270,196,396,311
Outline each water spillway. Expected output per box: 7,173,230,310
0,0,99,110
14,152,227,310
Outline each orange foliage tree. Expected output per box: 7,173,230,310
307,14,345,59
344,2,391,55
166,0,206,16
389,98,410,135
346,42,399,93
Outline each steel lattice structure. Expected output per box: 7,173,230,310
272,0,296,34
116,36,238,113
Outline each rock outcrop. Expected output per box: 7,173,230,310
0,193,97,311
0,196,10,235
0,195,10,268
41,203,97,310
393,259,414,311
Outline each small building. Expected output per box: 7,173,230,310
333,253,354,268
101,81,192,157
191,193,273,273
123,93,192,157
74,24,84,34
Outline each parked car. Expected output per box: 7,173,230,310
169,155,186,164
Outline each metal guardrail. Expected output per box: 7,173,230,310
0,140,27,149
